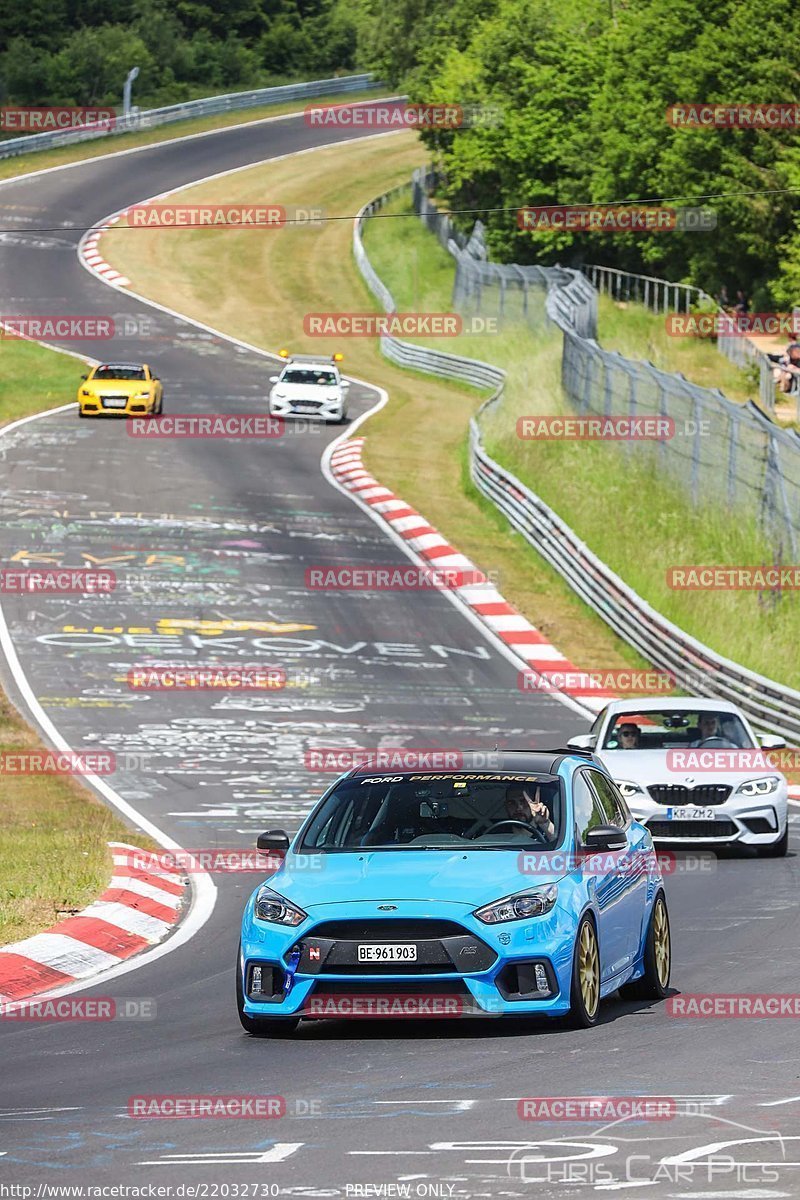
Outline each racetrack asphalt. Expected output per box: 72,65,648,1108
0,102,799,1197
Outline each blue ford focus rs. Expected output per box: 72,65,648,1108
236,751,671,1035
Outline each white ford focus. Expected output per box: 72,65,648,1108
568,697,788,856
268,352,349,423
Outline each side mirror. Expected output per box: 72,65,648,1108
269,375,280,383
759,734,786,750
567,733,597,750
583,825,627,853
257,830,290,854
80,374,88,381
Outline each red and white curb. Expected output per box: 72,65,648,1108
0,842,187,1004
329,438,617,714
80,215,130,288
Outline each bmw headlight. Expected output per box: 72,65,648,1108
254,886,307,926
736,776,780,797
474,884,558,924
617,780,643,798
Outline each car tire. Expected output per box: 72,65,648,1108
236,951,299,1038
757,824,789,858
619,891,671,1002
567,915,601,1028
156,394,163,415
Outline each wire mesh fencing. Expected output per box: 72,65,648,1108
408,168,800,556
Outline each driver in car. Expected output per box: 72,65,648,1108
689,713,718,746
504,783,556,839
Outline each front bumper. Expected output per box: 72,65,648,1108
79,395,155,416
240,901,578,1020
631,789,787,846
269,397,344,423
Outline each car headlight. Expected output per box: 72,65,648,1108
474,884,558,924
736,776,780,797
273,391,286,399
254,885,306,926
617,780,643,798
80,389,92,397
134,390,150,399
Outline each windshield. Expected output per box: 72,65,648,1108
282,369,336,386
298,772,564,851
603,710,754,750
93,365,147,380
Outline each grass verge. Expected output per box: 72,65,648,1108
0,338,84,428
101,132,656,678
0,692,155,943
364,196,800,689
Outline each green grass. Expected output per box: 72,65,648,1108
0,87,389,183
0,693,155,944
364,196,800,689
595,295,759,403
0,337,83,428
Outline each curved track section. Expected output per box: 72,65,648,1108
0,105,798,1196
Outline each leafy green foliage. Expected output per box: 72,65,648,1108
0,0,360,108
367,0,800,305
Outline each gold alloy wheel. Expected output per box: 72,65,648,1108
578,922,600,1017
654,897,671,987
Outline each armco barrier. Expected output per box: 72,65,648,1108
0,74,378,160
353,180,800,740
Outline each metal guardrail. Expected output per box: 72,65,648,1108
354,188,504,392
0,74,378,160
414,168,800,557
353,179,800,739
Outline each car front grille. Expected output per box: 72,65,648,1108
647,818,738,839
310,920,468,939
294,918,496,978
648,784,732,806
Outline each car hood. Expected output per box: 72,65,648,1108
88,380,150,395
270,848,564,909
273,383,338,401
597,748,784,787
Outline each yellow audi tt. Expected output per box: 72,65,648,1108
78,362,163,418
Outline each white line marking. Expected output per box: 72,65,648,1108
0,409,217,991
